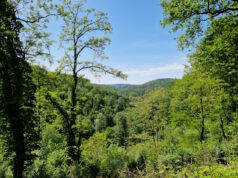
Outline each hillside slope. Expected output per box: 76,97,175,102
103,78,176,96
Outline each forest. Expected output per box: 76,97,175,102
0,0,238,177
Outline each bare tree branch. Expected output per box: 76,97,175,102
76,64,127,79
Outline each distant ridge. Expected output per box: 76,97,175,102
102,78,176,96
106,84,137,90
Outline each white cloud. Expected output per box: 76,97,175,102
86,62,186,84
126,63,184,76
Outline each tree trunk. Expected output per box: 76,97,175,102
67,45,79,162
156,126,159,143
2,56,25,178
1,9,26,175
67,123,77,162
220,115,227,139
200,87,205,142
13,122,25,178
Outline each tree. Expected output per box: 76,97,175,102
0,0,57,177
0,1,39,177
114,113,128,148
46,0,126,163
160,0,238,49
190,16,238,112
170,70,231,144
170,72,208,142
160,0,238,141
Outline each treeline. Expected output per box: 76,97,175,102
106,78,176,97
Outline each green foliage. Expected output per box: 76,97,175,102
47,0,127,162
0,1,40,177
25,124,69,178
107,78,175,97
80,132,128,177
27,67,130,177
160,0,238,49
0,0,238,177
190,16,238,109
114,112,128,147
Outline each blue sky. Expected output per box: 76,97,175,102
47,0,188,84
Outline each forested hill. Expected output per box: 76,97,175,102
102,78,176,96
1,0,238,177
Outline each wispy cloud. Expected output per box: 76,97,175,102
86,61,186,84
126,63,184,76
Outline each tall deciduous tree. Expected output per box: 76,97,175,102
160,0,238,126
47,0,126,163
0,0,56,177
190,16,238,111
170,72,215,142
0,1,39,177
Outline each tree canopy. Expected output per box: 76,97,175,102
0,0,238,177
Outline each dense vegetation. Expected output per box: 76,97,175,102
0,0,238,177
105,78,176,97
